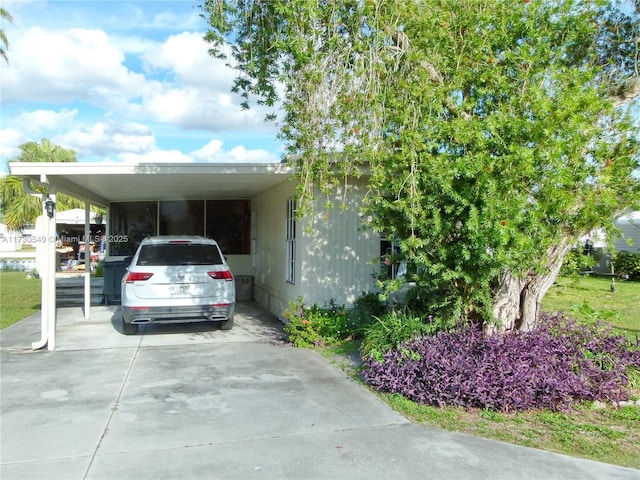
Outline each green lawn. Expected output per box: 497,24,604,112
0,271,41,329
542,275,640,340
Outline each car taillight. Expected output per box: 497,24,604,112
125,272,154,283
208,270,233,281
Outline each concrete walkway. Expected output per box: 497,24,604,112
1,304,638,480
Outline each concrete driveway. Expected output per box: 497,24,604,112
1,303,638,480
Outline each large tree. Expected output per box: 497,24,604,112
202,0,639,332
1,139,84,229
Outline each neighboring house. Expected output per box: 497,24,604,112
580,210,640,276
0,223,20,252
8,162,382,320
613,211,640,254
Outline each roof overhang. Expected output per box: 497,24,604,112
9,162,294,206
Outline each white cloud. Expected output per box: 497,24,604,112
191,139,278,163
54,122,156,157
143,32,233,88
0,128,26,161
191,139,223,159
15,109,78,134
141,32,277,131
1,27,147,105
142,86,268,131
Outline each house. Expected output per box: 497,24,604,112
8,161,383,349
613,211,640,254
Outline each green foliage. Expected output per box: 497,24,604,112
93,262,104,278
1,139,84,230
561,248,598,276
404,282,469,326
542,275,640,341
347,291,387,337
0,7,13,64
203,0,640,328
570,301,622,325
360,309,450,362
614,252,640,281
627,366,640,393
283,297,351,347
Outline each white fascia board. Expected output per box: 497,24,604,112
9,161,294,176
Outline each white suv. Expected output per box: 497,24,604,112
121,236,235,335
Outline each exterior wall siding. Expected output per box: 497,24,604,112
252,180,299,318
300,180,380,309
252,177,379,319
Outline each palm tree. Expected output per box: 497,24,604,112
0,7,13,64
0,139,85,230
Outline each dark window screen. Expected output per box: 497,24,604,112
206,200,250,254
136,244,223,266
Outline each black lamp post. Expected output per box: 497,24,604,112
44,198,56,219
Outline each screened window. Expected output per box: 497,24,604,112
206,200,250,255
109,199,251,256
286,197,296,283
159,200,204,236
109,202,157,255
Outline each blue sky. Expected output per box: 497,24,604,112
0,0,283,170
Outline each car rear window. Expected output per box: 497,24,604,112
136,244,223,266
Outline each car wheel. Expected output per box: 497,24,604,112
219,316,234,330
122,319,138,335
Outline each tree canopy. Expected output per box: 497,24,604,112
202,0,640,331
1,139,84,230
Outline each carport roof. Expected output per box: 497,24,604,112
9,162,293,206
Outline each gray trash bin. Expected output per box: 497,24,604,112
235,275,254,302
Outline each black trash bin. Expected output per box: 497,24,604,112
103,256,131,305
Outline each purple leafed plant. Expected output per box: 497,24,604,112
362,312,640,412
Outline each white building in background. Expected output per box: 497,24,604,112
613,211,640,254
0,223,20,252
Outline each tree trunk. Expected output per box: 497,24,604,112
487,237,572,335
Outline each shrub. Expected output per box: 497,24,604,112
283,298,351,347
93,261,103,277
360,309,451,362
347,291,387,337
614,251,640,281
363,312,640,412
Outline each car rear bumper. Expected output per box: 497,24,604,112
122,303,235,324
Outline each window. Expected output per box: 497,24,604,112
286,197,296,283
206,200,250,255
109,202,157,255
159,200,204,236
109,200,251,256
380,236,415,280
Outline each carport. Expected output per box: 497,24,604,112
8,161,292,350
